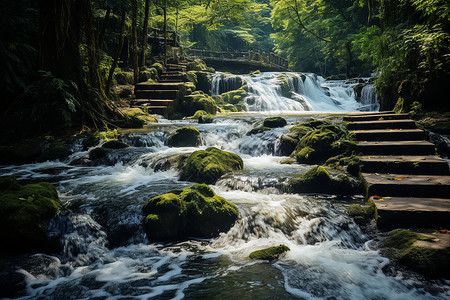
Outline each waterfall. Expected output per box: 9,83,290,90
211,72,380,113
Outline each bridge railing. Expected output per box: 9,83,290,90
184,48,289,69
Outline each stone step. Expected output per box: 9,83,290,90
162,70,183,75
363,173,450,198
361,155,450,175
134,89,178,99
161,74,184,80
344,113,409,122
135,82,184,91
347,119,417,130
351,129,426,141
132,99,174,106
160,79,184,83
373,196,450,228
356,141,436,155
345,111,395,117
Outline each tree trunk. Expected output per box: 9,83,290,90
97,6,111,52
132,0,139,84
106,6,126,97
141,0,150,67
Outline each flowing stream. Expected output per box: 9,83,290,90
1,73,449,299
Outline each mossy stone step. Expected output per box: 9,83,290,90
347,119,417,130
344,113,409,122
363,173,450,198
135,82,184,90
132,99,174,106
351,129,426,141
361,155,450,175
373,196,450,228
356,141,436,155
135,89,178,99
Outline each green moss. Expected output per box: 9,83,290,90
198,115,214,124
249,245,290,260
279,133,299,156
181,91,217,116
385,229,450,278
247,126,271,135
180,147,243,184
102,140,129,149
186,59,207,71
115,71,133,85
0,177,62,252
139,68,159,82
263,117,287,128
394,97,404,114
289,166,362,195
326,74,347,80
192,110,208,119
277,75,291,98
183,71,198,84
83,131,102,149
346,199,377,225
289,125,313,137
142,184,239,241
222,104,238,112
167,126,201,147
295,146,315,162
325,154,361,176
124,107,158,124
151,62,164,75
221,87,247,105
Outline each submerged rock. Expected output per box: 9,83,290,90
167,126,201,147
249,245,290,260
288,166,361,195
180,147,243,184
0,176,62,253
263,117,287,128
142,184,239,241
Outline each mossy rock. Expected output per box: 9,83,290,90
301,119,332,129
117,85,132,98
115,71,134,85
89,147,110,160
263,117,287,128
186,59,207,71
153,153,190,172
384,229,450,278
180,147,243,184
37,141,72,162
182,71,198,84
83,131,102,150
181,91,217,116
139,68,158,82
222,104,238,112
326,74,347,80
288,166,362,195
151,63,164,75
325,154,361,176
276,75,291,98
192,110,208,119
346,199,377,225
394,97,404,114
167,127,201,147
279,133,299,156
289,125,313,137
0,177,62,253
124,107,158,124
249,245,290,261
221,87,247,105
142,184,239,241
198,115,214,124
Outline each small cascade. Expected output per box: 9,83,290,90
359,85,380,111
211,72,380,112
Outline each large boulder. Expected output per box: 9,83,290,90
263,117,287,128
0,176,62,253
288,166,361,195
167,127,201,147
142,184,239,241
180,91,217,116
180,147,243,184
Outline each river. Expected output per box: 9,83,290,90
1,73,448,299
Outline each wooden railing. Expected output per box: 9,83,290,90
148,27,180,46
184,48,289,70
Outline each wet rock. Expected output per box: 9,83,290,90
192,110,208,119
0,177,62,253
123,107,158,125
279,133,299,156
276,74,291,98
247,126,270,136
180,91,217,116
142,184,239,241
153,153,190,172
89,147,110,160
198,115,214,124
249,245,290,260
346,199,377,225
221,87,247,105
180,147,243,184
288,166,362,195
263,117,287,128
325,154,361,177
102,140,129,149
167,126,201,147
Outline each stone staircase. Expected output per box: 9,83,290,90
132,64,187,116
345,111,450,229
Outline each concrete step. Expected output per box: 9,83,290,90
135,82,184,91
347,119,417,130
363,173,450,198
373,196,450,228
344,113,409,122
356,141,436,155
361,155,450,175
351,129,427,141
134,89,178,99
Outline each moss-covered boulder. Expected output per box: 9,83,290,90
167,127,201,147
139,67,159,83
198,115,214,124
142,184,239,241
182,71,198,84
264,117,287,128
151,62,164,76
222,104,238,112
115,71,134,84
102,140,129,149
186,59,208,71
247,126,271,135
289,125,313,137
153,153,190,172
325,154,361,177
181,91,217,116
279,133,299,156
276,74,291,98
249,245,290,261
117,85,132,98
346,199,377,225
180,147,243,184
124,108,158,124
36,140,72,162
288,166,362,195
0,176,62,252
221,87,247,105
384,229,450,278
